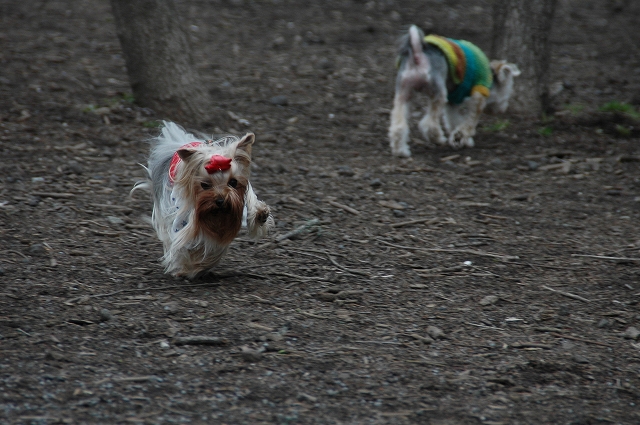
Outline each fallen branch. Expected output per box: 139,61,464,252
327,200,360,215
390,217,439,228
31,192,76,199
275,219,319,243
509,341,553,349
376,238,519,261
63,275,267,304
550,333,615,348
467,322,507,331
173,336,229,346
542,285,591,303
571,254,640,262
327,255,370,276
269,271,329,281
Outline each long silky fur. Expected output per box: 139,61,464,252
133,121,273,277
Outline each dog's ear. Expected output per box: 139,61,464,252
491,60,521,83
502,63,521,78
177,148,199,161
234,133,255,166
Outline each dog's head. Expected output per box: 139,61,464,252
174,133,254,244
486,60,521,113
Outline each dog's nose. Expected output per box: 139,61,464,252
215,198,224,207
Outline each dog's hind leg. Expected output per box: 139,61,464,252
419,93,447,145
389,91,412,157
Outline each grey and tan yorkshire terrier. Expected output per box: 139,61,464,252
134,121,274,278
389,25,521,156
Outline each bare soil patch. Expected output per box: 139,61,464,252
1,0,639,423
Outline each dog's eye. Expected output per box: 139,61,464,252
228,178,238,188
200,181,212,190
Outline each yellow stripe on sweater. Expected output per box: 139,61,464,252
424,35,463,85
471,85,490,98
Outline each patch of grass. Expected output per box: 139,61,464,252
82,104,97,113
600,101,640,119
537,126,553,137
121,92,135,103
106,93,135,107
142,120,161,128
483,120,510,132
563,103,585,114
615,124,631,137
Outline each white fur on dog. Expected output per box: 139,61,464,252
133,121,273,277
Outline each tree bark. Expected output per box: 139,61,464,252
110,0,211,124
492,0,557,116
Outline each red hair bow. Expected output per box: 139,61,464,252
204,155,232,174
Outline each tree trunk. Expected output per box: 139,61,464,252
110,0,211,124
492,0,557,116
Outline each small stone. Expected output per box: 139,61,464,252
107,216,124,225
99,308,114,322
241,346,263,362
337,166,354,176
269,95,288,106
392,209,405,218
623,326,640,340
67,160,84,174
597,319,610,328
259,133,278,143
27,196,41,207
573,354,590,364
317,58,333,70
29,244,46,255
272,35,285,47
163,301,180,314
528,161,539,171
297,392,318,403
427,325,445,340
479,295,499,306
369,178,382,188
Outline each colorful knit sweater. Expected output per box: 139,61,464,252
424,35,492,105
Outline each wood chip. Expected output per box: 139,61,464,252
327,200,360,215
172,336,229,346
391,217,439,228
31,192,76,199
542,285,591,303
275,219,319,243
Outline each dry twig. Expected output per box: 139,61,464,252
275,219,319,243
542,285,591,303
571,254,640,262
390,217,439,228
327,200,360,215
376,238,518,261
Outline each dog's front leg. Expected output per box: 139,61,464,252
388,92,412,157
245,183,274,239
448,92,486,148
419,94,447,146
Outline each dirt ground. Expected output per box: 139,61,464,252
1,0,640,423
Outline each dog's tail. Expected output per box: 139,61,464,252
397,25,428,69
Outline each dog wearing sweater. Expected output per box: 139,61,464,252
389,25,521,156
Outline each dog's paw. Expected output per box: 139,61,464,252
391,145,411,157
424,127,447,145
256,206,271,225
448,131,469,149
